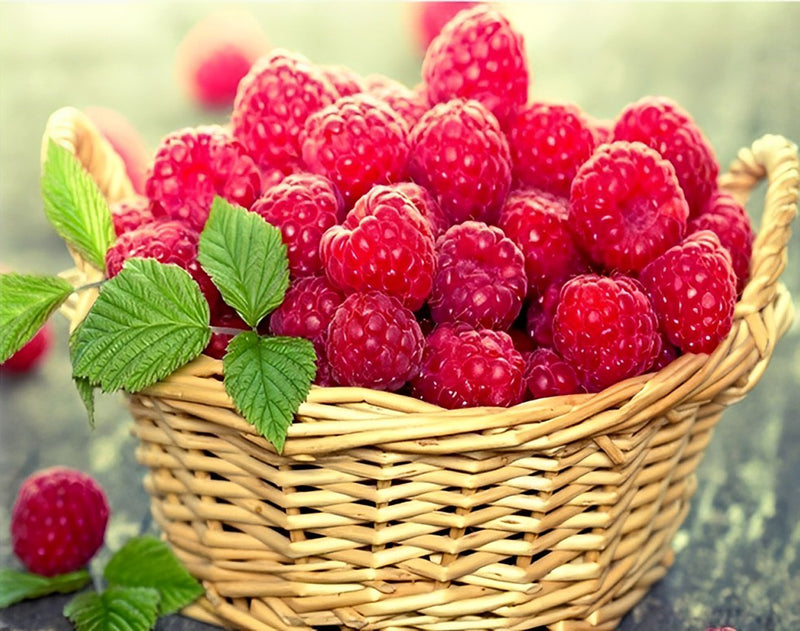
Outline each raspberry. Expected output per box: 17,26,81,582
386,181,448,239
146,126,260,231
507,102,597,197
587,115,613,145
408,98,511,225
326,291,424,391
174,10,270,110
300,94,410,209
85,106,149,195
320,64,366,97
569,141,689,272
204,302,251,360
429,221,527,330
411,1,480,52
499,188,587,297
612,96,719,216
553,274,661,392
651,332,680,371
110,196,154,237
640,230,737,355
368,78,430,131
232,49,339,174
320,186,435,310
1,322,51,374
11,467,109,576
422,5,528,126
250,173,344,278
269,275,345,386
525,281,562,348
411,322,526,408
687,190,754,294
105,220,220,310
525,348,583,399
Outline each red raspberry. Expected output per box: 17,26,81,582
525,281,562,348
651,332,680,371
569,141,689,273
326,291,424,391
587,115,613,145
524,348,583,399
11,467,109,576
422,5,528,127
368,78,430,131
300,94,410,209
320,64,366,97
232,49,339,174
507,102,597,197
110,196,153,237
1,322,52,374
408,98,511,226
320,186,435,310
105,220,220,309
146,126,260,231
174,10,270,110
411,322,526,408
85,106,149,195
640,231,737,355
499,188,587,297
553,274,661,392
612,96,719,216
269,275,345,386
411,1,480,52
250,173,344,278
386,181,448,239
204,302,251,360
687,191,754,294
429,221,527,330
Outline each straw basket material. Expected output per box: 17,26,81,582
46,106,798,631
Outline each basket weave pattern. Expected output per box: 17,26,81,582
47,107,798,631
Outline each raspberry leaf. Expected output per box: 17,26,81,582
223,332,316,452
198,197,289,328
41,139,115,271
0,273,73,363
103,536,203,616
70,258,211,393
63,586,160,631
73,376,96,428
0,568,90,608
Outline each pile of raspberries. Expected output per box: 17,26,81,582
106,5,754,409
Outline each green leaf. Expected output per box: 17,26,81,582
198,196,289,328
103,536,203,616
0,273,73,362
0,568,90,608
41,139,114,270
223,332,316,452
70,258,211,393
63,586,160,631
74,376,96,428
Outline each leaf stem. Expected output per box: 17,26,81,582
210,326,250,337
75,279,106,293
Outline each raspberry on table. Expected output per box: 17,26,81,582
146,125,261,231
499,188,587,297
408,98,511,226
320,64,366,98
640,230,737,355
300,93,411,209
429,221,527,330
524,348,584,399
422,5,528,127
231,49,339,174
204,302,251,360
525,281,562,348
612,96,719,216
385,181,448,239
367,78,430,131
250,173,344,278
320,186,435,311
410,322,526,409
269,275,345,386
105,219,221,310
325,291,424,391
11,467,109,576
1,322,52,374
569,140,689,273
687,190,754,294
553,273,661,392
507,102,597,197
110,196,154,237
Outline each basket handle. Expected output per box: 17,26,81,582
719,134,799,315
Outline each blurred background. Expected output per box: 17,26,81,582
1,3,799,630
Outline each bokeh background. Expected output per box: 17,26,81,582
1,3,799,630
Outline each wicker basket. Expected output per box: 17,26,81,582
46,106,798,631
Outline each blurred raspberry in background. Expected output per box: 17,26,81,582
0,322,52,374
410,1,481,52
85,106,149,195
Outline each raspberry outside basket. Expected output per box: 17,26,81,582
48,106,798,631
